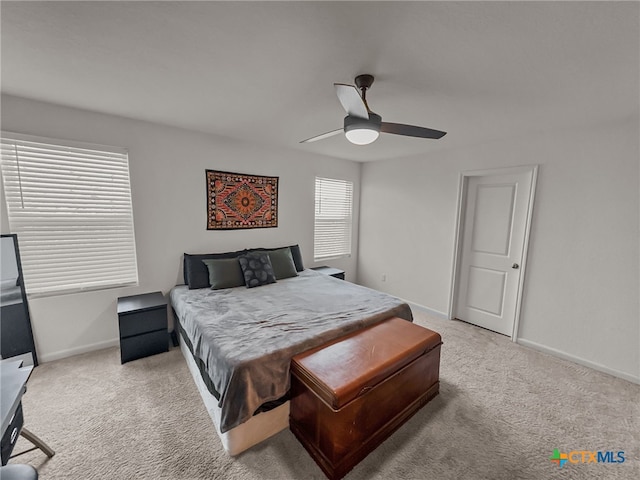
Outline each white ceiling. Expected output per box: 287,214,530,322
1,1,638,162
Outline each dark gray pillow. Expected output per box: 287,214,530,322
183,249,246,289
248,245,305,272
238,252,277,288
289,244,305,272
267,248,298,280
202,258,245,290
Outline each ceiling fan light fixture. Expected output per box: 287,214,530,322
343,113,382,146
345,127,379,145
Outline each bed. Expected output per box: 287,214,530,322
170,245,413,455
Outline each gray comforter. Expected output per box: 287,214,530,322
170,269,412,433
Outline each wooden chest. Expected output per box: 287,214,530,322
290,317,442,480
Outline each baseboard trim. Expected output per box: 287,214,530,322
402,299,449,320
39,338,119,363
517,338,639,385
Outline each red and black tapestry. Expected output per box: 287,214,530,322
206,170,278,230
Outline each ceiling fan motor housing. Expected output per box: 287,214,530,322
344,112,382,132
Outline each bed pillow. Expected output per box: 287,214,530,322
184,249,246,289
289,244,305,272
267,247,298,280
247,244,305,272
202,258,245,290
238,252,277,288
183,244,304,288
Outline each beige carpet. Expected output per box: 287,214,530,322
10,311,639,480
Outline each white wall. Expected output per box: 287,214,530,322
0,94,361,361
358,117,639,382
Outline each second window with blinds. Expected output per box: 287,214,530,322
314,177,353,261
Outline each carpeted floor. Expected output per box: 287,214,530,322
9,311,639,480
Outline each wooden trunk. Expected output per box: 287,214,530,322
290,317,442,480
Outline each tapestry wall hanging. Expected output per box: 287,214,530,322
206,170,278,230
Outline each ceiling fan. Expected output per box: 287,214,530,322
301,74,446,145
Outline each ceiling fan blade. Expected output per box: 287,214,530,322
300,128,343,143
380,122,447,139
334,84,369,119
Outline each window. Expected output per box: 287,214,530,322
314,177,353,260
0,133,138,296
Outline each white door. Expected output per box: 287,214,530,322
454,168,535,336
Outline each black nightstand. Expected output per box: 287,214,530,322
311,266,345,280
117,292,168,364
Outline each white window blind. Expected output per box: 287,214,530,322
0,133,138,296
314,177,353,260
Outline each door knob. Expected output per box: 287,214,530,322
512,263,520,269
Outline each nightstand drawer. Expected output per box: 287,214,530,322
120,330,168,363
1,402,23,465
119,307,166,338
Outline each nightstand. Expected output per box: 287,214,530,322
117,292,168,364
311,266,345,280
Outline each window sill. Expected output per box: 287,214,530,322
27,281,139,299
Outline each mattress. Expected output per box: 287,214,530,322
178,328,290,455
170,269,413,435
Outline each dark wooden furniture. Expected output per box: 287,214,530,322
290,317,442,480
117,292,168,364
1,359,54,466
311,266,345,280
